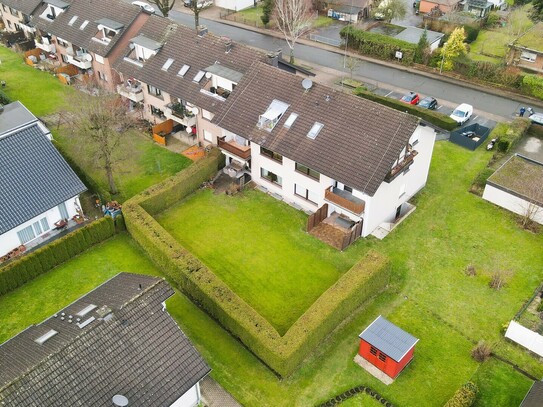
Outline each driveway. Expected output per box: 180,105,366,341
514,129,543,163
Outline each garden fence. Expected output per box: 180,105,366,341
307,203,328,232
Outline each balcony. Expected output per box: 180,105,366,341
218,137,251,160
324,186,365,215
35,38,56,53
385,150,418,182
117,84,144,102
164,103,197,127
65,50,92,70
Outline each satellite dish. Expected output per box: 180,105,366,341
191,107,199,115
302,78,313,91
84,53,93,62
205,72,212,79
112,395,129,407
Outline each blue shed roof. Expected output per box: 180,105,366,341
359,316,419,362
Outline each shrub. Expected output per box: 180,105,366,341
353,87,458,130
444,382,479,407
0,89,11,105
490,119,531,153
0,217,115,295
522,74,543,100
462,25,480,43
471,341,492,362
484,12,501,28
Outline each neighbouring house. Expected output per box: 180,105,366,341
0,101,86,258
393,26,444,52
508,23,543,74
520,381,543,407
464,0,492,18
214,0,254,11
419,0,461,14
482,154,543,225
32,0,151,90
0,273,211,406
358,315,419,379
328,4,366,23
0,0,41,38
212,62,436,240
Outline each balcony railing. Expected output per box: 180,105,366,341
116,84,144,102
218,137,251,160
164,103,196,127
385,150,418,182
35,40,56,53
65,51,92,69
324,186,365,215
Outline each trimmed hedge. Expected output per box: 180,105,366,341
490,118,531,153
353,87,458,131
443,382,478,407
0,217,115,295
340,25,417,65
124,149,391,376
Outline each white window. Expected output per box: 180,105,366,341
177,64,190,77
202,109,212,120
284,113,298,128
17,225,36,244
520,51,537,62
94,54,104,64
97,71,107,82
40,218,50,232
193,70,205,83
295,184,318,204
33,221,42,236
68,16,78,26
162,57,174,71
307,122,324,139
80,20,89,30
204,130,213,142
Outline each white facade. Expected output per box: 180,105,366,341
483,184,543,225
0,196,82,256
169,382,201,407
213,0,254,11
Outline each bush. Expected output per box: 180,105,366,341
490,119,531,153
462,25,480,43
444,382,479,407
353,87,458,130
484,12,501,28
0,89,11,105
0,217,115,295
522,74,543,100
471,341,492,362
124,149,391,376
340,25,417,65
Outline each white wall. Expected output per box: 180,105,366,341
0,196,82,256
169,382,201,407
214,0,254,11
483,184,543,225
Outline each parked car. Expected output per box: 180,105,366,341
401,92,420,105
529,112,543,125
418,96,438,110
131,1,155,12
450,103,473,125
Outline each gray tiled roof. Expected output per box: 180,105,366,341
0,0,42,16
0,273,211,406
0,100,36,134
35,0,141,57
394,26,444,46
359,316,419,362
212,62,419,196
0,104,86,235
521,381,543,407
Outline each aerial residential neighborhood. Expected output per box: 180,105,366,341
0,0,542,405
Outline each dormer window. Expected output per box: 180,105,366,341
95,18,124,44
257,100,289,132
40,0,69,21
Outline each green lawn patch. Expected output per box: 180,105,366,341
0,46,74,116
469,30,510,61
156,188,367,335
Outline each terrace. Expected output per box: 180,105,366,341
324,186,365,215
217,136,251,160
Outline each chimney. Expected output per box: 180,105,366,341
266,49,282,67
197,25,208,37
224,39,232,53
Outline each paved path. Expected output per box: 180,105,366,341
201,375,242,407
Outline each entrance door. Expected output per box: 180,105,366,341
58,202,69,220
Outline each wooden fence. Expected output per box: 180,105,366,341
307,203,328,232
340,221,363,251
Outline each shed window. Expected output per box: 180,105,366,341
370,346,378,356
378,352,387,362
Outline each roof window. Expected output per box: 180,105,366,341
68,16,78,26
193,70,205,83
307,122,324,139
77,304,97,317
35,329,58,345
162,58,174,71
284,113,298,129
257,100,289,132
80,20,89,30
177,64,190,77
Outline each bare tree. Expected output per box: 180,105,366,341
148,0,176,17
519,184,543,230
187,0,213,30
507,8,533,40
344,56,360,79
70,85,136,196
274,0,314,64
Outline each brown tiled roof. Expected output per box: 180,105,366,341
120,23,264,113
213,62,419,196
35,0,142,57
0,0,42,16
0,273,211,406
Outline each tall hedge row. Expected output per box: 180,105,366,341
0,217,115,295
340,25,417,65
124,149,391,376
354,87,458,131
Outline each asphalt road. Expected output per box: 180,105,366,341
169,10,529,122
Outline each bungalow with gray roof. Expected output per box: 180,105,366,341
394,26,444,52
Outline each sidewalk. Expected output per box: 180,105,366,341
169,3,543,110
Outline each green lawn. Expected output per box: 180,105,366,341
0,46,74,116
234,6,332,29
156,188,367,334
469,30,510,63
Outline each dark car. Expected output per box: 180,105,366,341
401,92,420,105
418,96,438,110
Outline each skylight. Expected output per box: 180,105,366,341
68,16,78,26
307,122,324,139
77,304,97,317
80,20,89,30
284,113,298,129
177,64,190,77
193,70,205,83
162,58,174,71
35,329,58,345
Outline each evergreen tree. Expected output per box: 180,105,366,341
414,27,429,64
261,0,273,26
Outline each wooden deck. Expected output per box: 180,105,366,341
182,145,206,161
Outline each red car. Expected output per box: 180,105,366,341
401,92,420,105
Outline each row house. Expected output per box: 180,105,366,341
113,17,266,145
212,62,436,238
0,0,41,38
31,0,150,91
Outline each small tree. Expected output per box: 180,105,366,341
507,7,533,40
261,0,274,26
414,27,429,64
274,0,314,63
148,0,176,17
440,27,467,72
344,56,360,79
532,0,543,21
380,0,407,22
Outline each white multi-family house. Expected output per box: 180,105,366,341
212,62,436,240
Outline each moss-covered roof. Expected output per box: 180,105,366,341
516,22,543,52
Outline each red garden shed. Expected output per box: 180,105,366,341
358,315,419,379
